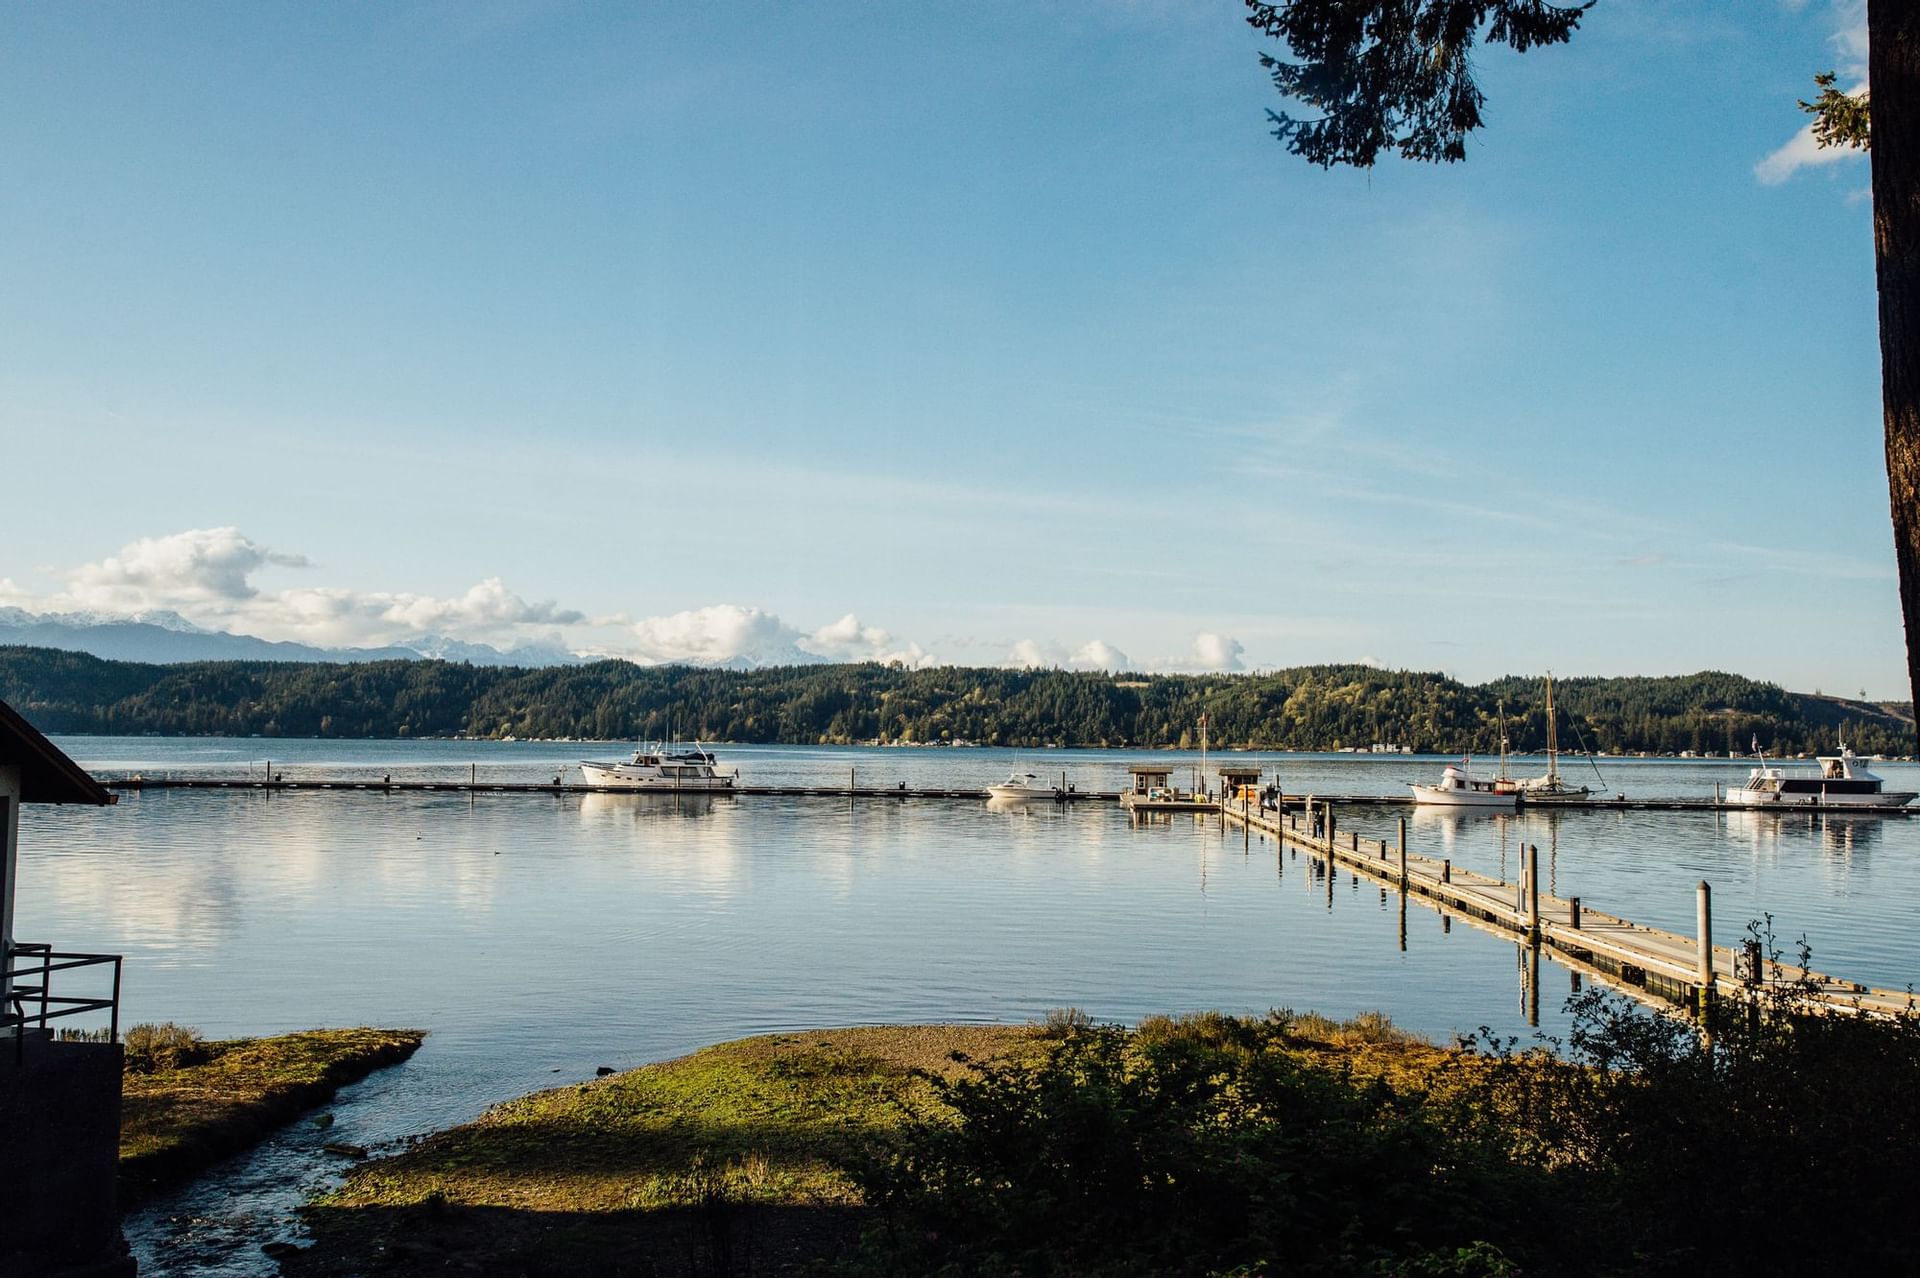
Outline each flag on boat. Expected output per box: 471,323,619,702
1752,733,1761,755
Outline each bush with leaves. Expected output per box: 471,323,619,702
1514,926,1920,1274
122,1021,209,1073
851,1013,1529,1276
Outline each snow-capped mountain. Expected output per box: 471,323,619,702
0,608,584,667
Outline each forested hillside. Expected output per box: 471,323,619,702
0,646,1910,756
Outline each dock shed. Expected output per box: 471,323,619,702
1218,764,1263,804
1126,763,1176,798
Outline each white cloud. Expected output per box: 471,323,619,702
5,529,925,668
1070,639,1131,671
1001,638,1131,672
9,529,931,666
803,613,938,668
65,527,307,610
1006,639,1053,669
628,604,809,666
1192,632,1245,672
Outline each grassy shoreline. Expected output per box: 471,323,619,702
120,1027,425,1208
281,1015,1448,1277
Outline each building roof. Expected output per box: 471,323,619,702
0,699,114,805
1217,765,1262,776
1126,763,1176,774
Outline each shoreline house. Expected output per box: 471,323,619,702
1,698,132,1278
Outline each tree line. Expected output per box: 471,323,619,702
2,645,1911,757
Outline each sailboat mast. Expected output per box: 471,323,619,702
1545,672,1559,785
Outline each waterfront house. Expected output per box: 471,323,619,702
0,698,131,1278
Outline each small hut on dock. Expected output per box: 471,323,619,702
1218,764,1262,804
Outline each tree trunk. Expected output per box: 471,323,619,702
1872,0,1920,747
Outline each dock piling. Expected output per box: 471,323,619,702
1396,818,1407,888
1569,896,1582,929
1526,845,1540,943
1697,881,1715,1011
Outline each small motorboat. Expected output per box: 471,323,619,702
987,771,1058,802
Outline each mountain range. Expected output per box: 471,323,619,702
0,607,582,668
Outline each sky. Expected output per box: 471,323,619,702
0,1,1899,692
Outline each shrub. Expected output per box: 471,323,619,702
853,1013,1527,1276
124,1022,209,1073
1032,1006,1095,1039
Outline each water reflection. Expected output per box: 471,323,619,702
577,791,729,823
1721,808,1885,860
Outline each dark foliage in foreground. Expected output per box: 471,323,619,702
850,957,1920,1277
2,644,1911,755
850,1014,1532,1277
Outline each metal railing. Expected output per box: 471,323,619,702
3,942,123,1056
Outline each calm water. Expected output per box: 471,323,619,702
17,738,1920,1275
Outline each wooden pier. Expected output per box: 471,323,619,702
1219,796,1916,1020
99,776,1118,801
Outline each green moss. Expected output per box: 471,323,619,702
120,1027,424,1205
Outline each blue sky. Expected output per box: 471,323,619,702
0,1,1897,692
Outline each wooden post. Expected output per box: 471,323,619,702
1442,858,1451,883
1526,844,1540,943
1515,843,1527,917
1696,880,1715,1011
1325,809,1336,852
1243,796,1250,850
1569,896,1582,929
1350,830,1359,852
470,763,476,788
1396,818,1407,888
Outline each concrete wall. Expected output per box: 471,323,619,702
0,1036,135,1278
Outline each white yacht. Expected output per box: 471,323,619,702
579,744,738,790
1409,761,1518,809
1726,746,1914,809
987,771,1059,802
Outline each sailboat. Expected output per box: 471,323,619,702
1511,673,1604,803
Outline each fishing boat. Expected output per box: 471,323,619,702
1409,760,1518,808
987,770,1059,801
1726,745,1915,809
579,744,738,790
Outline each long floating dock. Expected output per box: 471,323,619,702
97,776,1920,813
98,777,1119,801
1219,798,1915,1019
